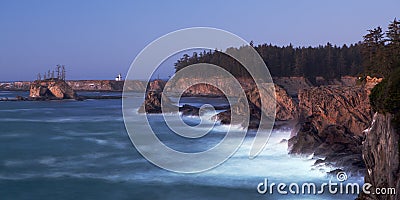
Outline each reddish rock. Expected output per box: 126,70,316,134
213,84,298,128
297,85,372,135
29,80,77,100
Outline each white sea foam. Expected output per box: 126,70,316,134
83,137,129,149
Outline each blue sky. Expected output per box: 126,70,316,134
0,0,399,81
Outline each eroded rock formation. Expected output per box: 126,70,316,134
29,80,77,100
138,90,178,113
214,84,298,128
297,86,372,135
288,114,365,173
359,114,399,200
288,85,374,173
138,90,202,116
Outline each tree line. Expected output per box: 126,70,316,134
362,19,400,77
174,19,400,80
36,65,66,81
174,42,363,81
368,19,400,129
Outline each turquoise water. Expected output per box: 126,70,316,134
0,91,361,199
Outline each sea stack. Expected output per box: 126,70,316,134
29,79,77,100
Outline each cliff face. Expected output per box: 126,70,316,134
66,80,127,91
245,84,298,121
288,85,373,173
272,76,359,97
214,84,298,128
181,83,224,96
272,76,313,97
29,80,77,99
164,77,248,97
360,114,399,200
297,86,372,135
0,81,31,90
123,80,147,92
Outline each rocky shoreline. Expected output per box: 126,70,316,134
139,76,390,181
0,80,147,92
5,76,398,196
1,79,123,102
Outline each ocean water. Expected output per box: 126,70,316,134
0,91,362,199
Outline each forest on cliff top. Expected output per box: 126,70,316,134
174,19,400,82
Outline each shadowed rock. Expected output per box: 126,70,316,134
138,91,178,113
359,113,400,200
138,91,203,116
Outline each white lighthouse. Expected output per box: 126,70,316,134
115,73,122,81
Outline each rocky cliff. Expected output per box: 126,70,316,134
1,80,147,92
297,86,372,135
288,85,374,174
66,80,121,91
29,80,77,100
138,90,205,116
214,84,298,128
0,81,31,90
272,76,313,97
359,113,399,200
164,77,251,97
138,90,178,113
358,68,399,200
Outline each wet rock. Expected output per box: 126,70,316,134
179,104,200,116
138,91,178,113
213,94,260,129
288,116,321,155
16,96,27,101
279,139,288,144
327,168,344,176
314,158,325,166
288,114,365,174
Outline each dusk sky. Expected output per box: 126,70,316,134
0,0,399,81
